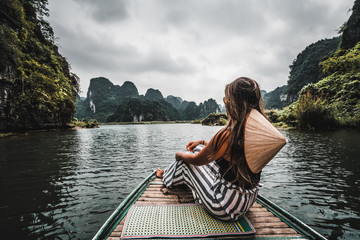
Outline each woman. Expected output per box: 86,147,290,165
156,77,265,221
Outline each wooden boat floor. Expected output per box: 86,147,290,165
108,178,306,239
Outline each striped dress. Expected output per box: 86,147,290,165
163,145,261,221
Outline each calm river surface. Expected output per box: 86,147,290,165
0,124,359,239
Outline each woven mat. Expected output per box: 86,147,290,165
120,204,255,239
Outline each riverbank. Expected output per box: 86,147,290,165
0,120,201,137
0,128,64,138
104,113,295,129
0,120,99,138
104,120,190,125
0,132,14,137
266,107,360,130
69,120,99,129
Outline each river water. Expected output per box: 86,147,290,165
0,124,359,239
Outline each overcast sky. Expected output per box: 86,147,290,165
47,0,354,104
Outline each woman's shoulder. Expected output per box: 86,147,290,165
212,128,230,147
209,128,230,159
214,127,230,139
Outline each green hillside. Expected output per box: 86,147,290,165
279,0,360,129
0,0,79,130
287,37,340,103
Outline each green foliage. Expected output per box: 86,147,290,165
201,113,228,126
277,104,297,127
0,132,14,137
70,119,98,128
321,43,360,76
335,102,360,127
190,119,202,124
293,94,338,129
0,0,79,129
265,109,280,123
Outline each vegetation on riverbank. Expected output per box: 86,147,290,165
0,120,99,138
69,119,99,129
102,113,228,126
201,113,228,126
104,113,229,126
0,132,14,137
105,120,189,125
272,1,360,130
287,42,360,130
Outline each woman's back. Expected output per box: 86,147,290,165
216,157,261,189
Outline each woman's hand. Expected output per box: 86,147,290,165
186,140,205,152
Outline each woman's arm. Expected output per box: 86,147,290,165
177,130,229,166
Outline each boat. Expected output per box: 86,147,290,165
93,171,327,240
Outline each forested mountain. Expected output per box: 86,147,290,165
75,77,138,121
0,0,79,130
75,77,221,122
281,0,360,129
287,37,341,103
145,88,163,100
264,85,287,109
199,99,221,118
260,90,267,97
165,95,184,109
340,0,360,49
107,98,181,122
181,98,221,120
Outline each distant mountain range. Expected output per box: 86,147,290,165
75,77,222,122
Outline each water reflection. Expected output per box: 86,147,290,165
0,131,79,239
0,126,359,239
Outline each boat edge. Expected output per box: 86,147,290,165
257,195,327,240
92,171,327,240
92,170,156,240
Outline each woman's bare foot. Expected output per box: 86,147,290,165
156,168,164,178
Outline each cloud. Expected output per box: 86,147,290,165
127,48,196,74
51,21,195,75
47,0,355,104
162,0,266,33
73,0,129,23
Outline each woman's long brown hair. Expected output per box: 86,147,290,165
212,77,266,189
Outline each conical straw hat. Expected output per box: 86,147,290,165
244,109,287,174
